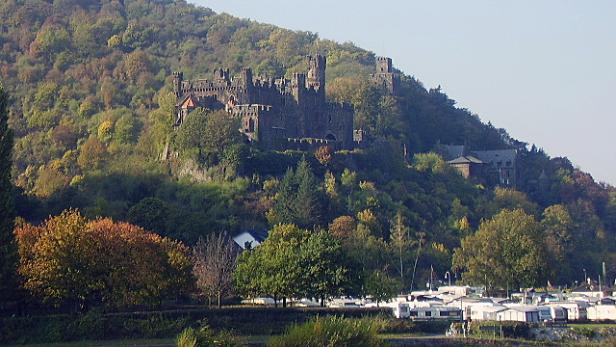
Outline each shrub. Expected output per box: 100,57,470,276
176,323,246,347
468,320,531,339
268,316,384,347
177,327,198,347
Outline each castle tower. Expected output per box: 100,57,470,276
214,68,230,82
373,57,398,95
306,55,326,99
376,57,393,73
291,73,306,103
240,68,254,101
172,71,183,97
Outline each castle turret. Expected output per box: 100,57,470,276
172,71,183,97
215,68,230,82
240,68,253,87
306,55,326,100
291,73,306,103
372,56,398,95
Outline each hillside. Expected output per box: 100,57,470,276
1,0,615,288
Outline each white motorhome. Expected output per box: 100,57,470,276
326,298,362,308
470,305,506,321
587,305,616,321
380,301,411,319
497,305,540,323
409,305,462,320
537,305,568,322
547,301,587,321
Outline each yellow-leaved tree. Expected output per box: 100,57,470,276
15,209,192,311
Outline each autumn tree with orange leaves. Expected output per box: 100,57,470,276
15,209,192,311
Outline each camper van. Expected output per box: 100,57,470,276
382,301,410,319
409,306,462,320
538,305,568,322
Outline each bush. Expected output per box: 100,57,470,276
268,316,384,347
176,323,246,347
468,320,531,339
177,328,199,347
369,315,451,334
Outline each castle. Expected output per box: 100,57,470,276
172,55,399,151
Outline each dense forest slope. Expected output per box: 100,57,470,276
1,0,615,288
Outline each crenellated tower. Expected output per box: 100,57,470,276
306,55,326,101
172,71,183,97
372,56,399,95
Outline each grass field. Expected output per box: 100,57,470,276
568,323,616,329
3,338,175,347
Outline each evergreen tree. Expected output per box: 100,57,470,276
0,83,16,308
293,157,323,229
270,167,296,225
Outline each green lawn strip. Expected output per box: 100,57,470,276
3,338,175,347
568,323,616,329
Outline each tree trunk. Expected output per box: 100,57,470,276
217,292,222,308
320,297,324,307
283,297,287,308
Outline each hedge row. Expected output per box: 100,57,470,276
0,307,389,344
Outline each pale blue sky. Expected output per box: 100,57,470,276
192,0,616,185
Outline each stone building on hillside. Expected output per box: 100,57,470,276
372,56,399,95
171,56,400,152
439,144,518,187
172,55,355,150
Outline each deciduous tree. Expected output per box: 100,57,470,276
15,210,192,310
452,209,546,292
192,232,237,307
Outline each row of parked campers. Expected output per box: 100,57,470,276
389,302,463,320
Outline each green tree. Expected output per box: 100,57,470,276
390,211,411,285
268,158,323,228
302,231,349,305
452,209,546,293
487,187,538,217
127,197,169,236
268,167,296,225
234,224,307,307
0,83,16,309
541,204,573,284
203,110,242,162
412,152,447,174
293,158,323,228
235,224,351,307
365,270,400,305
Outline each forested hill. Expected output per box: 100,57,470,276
1,0,615,287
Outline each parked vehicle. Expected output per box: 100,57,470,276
409,306,462,320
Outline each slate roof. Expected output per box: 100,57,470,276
471,149,517,167
447,155,484,165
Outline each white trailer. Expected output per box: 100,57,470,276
409,305,462,320
381,301,411,319
537,305,568,322
587,305,616,321
497,305,540,323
